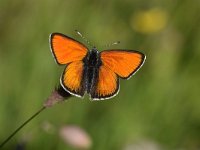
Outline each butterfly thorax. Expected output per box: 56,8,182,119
83,48,102,93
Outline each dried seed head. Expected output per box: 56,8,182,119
44,85,71,107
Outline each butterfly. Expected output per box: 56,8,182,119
50,32,146,100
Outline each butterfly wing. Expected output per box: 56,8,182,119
90,65,119,100
61,61,85,97
50,33,88,97
100,50,146,79
90,50,145,100
50,33,88,65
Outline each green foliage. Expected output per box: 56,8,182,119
0,0,200,149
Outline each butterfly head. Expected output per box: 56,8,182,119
90,47,98,52
84,47,100,67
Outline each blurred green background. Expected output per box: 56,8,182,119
0,0,200,149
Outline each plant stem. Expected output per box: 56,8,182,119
0,86,70,148
0,106,46,148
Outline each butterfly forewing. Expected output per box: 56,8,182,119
100,50,145,79
50,33,88,65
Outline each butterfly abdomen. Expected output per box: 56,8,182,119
83,48,101,94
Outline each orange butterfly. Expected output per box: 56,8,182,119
50,33,146,100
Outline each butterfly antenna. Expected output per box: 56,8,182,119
103,41,120,48
75,30,93,47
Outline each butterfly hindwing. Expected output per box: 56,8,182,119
100,50,146,79
50,33,88,65
61,61,85,97
90,65,119,100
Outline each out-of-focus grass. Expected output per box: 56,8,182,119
0,0,200,149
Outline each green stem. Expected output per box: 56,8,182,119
0,106,46,148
